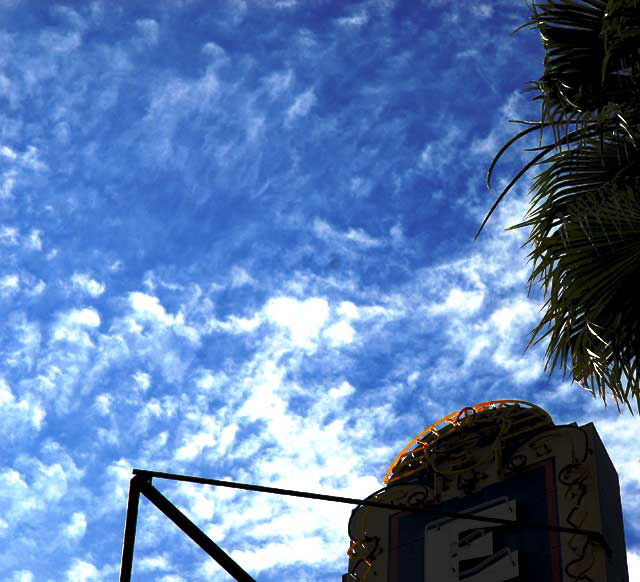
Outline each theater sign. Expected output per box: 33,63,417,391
343,400,628,582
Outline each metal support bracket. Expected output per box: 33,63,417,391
119,467,612,580
119,473,255,582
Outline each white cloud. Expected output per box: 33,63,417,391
0,147,46,202
132,371,151,392
323,320,356,346
138,554,171,572
2,12,635,579
19,146,47,172
0,274,19,294
337,301,359,320
34,463,72,501
175,430,217,461
471,130,499,157
337,10,368,27
52,6,86,30
64,511,87,540
593,416,640,495
471,4,493,18
176,483,220,522
328,381,355,399
236,358,286,423
208,313,263,334
105,458,134,506
428,287,485,316
135,18,159,46
228,536,335,574
347,175,372,198
286,88,316,122
0,226,43,252
1,145,18,160
313,218,383,249
93,393,111,415
0,76,18,109
0,378,13,405
419,125,462,175
52,308,101,345
312,218,335,238
0,225,19,245
65,308,101,327
344,227,382,247
141,68,221,164
230,315,262,332
173,413,239,462
9,316,42,364
0,469,27,494
195,370,227,392
265,70,294,98
129,292,174,324
390,223,404,244
202,41,227,62
39,30,82,53
218,423,238,454
264,296,329,349
26,279,46,296
0,378,45,433
25,230,42,251
0,451,82,529
1,173,16,198
489,297,538,335
471,91,530,160
230,266,255,287
66,560,99,582
71,273,105,297
628,551,640,581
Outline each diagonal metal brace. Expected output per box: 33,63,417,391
119,473,255,582
137,478,256,582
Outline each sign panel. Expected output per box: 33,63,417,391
424,497,518,581
344,401,628,582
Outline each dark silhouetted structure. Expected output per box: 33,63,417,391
343,400,628,581
118,401,626,581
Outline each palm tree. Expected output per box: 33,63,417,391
480,0,640,412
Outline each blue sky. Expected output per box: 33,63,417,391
1,1,638,580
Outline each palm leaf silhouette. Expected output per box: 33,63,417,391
482,0,640,411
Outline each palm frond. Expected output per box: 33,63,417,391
525,185,640,409
483,0,640,411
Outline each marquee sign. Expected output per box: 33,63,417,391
343,400,628,582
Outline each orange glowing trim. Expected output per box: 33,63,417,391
383,400,551,484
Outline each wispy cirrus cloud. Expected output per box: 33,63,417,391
1,1,637,580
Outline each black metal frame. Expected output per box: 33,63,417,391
119,468,611,581
119,472,255,582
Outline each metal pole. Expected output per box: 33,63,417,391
119,474,144,582
138,479,256,582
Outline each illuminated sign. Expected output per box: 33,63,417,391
343,400,628,582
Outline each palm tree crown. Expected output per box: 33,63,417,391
483,0,640,412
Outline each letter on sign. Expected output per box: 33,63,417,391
424,497,519,581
